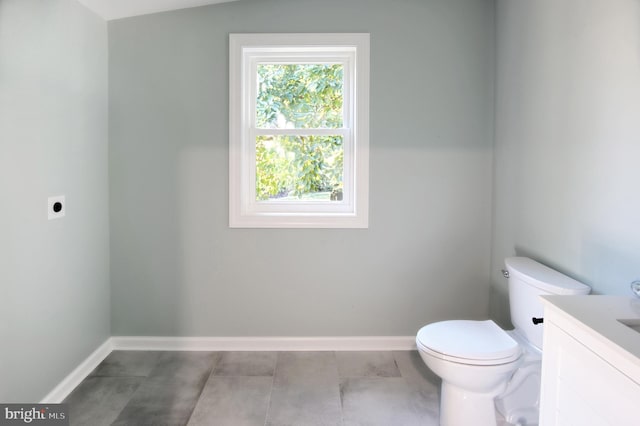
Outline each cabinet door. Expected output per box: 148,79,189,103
541,322,638,426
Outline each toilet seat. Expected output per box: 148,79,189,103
416,320,521,366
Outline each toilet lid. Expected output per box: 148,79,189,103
416,320,520,364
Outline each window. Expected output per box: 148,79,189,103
229,33,369,228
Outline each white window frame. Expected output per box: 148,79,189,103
229,33,369,228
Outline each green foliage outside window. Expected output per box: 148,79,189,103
255,64,344,201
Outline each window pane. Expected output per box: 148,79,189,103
256,135,344,201
256,64,343,129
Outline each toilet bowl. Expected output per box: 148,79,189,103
416,320,522,426
416,257,591,426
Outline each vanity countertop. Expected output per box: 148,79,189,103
541,295,640,384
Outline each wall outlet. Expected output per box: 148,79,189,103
48,195,65,220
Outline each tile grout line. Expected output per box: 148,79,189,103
183,352,222,426
263,351,279,426
105,354,161,426
334,350,346,426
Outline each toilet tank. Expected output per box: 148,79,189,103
505,257,590,350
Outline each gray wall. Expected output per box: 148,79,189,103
491,0,640,325
0,0,109,402
109,0,496,336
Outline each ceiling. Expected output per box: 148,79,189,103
76,0,241,20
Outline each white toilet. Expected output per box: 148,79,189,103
416,257,590,426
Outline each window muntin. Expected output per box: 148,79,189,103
229,34,369,228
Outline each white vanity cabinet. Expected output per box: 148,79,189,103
540,296,640,426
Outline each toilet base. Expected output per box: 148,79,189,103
440,381,502,426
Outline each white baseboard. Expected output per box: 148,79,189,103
111,335,417,352
41,338,113,403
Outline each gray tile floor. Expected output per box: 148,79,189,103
64,350,441,426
